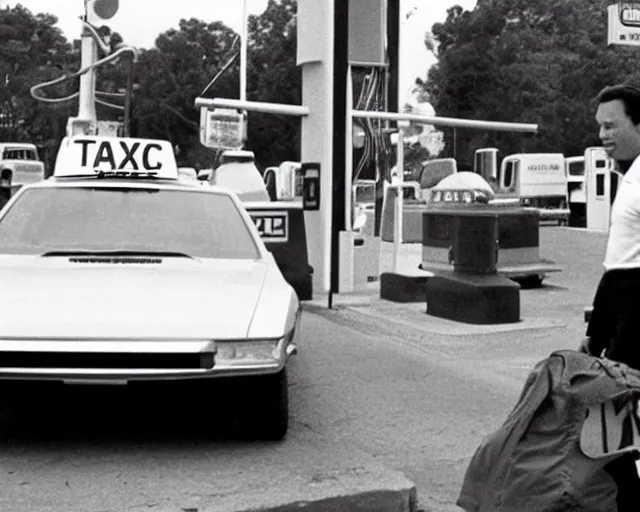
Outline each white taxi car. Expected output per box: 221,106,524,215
0,135,300,440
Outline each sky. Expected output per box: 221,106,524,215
4,0,477,106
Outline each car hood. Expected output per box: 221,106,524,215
0,256,268,339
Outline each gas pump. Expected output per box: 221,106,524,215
197,0,539,308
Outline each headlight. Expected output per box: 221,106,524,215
216,340,281,366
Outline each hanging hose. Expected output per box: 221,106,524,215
29,19,137,110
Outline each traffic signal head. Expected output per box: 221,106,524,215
88,0,119,21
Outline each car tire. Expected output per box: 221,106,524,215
295,273,313,301
244,369,289,441
0,389,19,440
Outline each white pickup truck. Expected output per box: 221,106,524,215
0,142,45,192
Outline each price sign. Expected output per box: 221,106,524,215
199,107,246,150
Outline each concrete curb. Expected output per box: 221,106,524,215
125,475,417,512
304,294,565,337
241,487,418,512
9,423,419,512
345,303,565,336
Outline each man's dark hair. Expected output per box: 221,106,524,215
597,84,640,125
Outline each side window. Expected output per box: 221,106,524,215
2,149,32,160
501,161,519,193
295,168,303,197
502,162,513,189
568,162,584,176
263,170,277,201
474,151,495,182
596,174,605,197
2,149,38,161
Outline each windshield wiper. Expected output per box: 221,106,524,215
40,250,195,259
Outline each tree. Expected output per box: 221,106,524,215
421,0,640,168
3,1,303,172
0,4,75,143
128,0,301,171
94,25,130,124
129,18,239,168
245,0,301,168
0,4,81,174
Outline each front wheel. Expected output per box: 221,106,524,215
236,369,289,441
0,383,25,440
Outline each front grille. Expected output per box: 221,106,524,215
0,352,215,370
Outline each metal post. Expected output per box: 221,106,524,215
453,127,457,161
195,98,309,117
240,0,248,104
392,121,408,273
78,7,97,121
123,56,134,137
351,110,538,132
345,64,353,232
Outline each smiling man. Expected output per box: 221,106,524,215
585,84,640,362
582,83,640,511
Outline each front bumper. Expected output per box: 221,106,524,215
0,336,296,384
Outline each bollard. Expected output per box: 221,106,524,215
424,207,521,324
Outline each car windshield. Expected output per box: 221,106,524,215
0,186,260,259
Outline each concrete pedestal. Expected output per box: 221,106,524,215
380,272,429,303
426,271,520,324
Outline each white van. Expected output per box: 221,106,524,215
474,148,569,222
0,143,45,190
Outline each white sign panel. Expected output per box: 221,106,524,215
54,136,179,179
199,107,246,151
249,211,289,242
608,3,640,46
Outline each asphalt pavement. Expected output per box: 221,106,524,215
302,225,609,511
0,225,608,512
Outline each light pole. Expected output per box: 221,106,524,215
240,0,248,104
78,0,98,122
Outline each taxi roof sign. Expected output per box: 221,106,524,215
53,136,179,180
